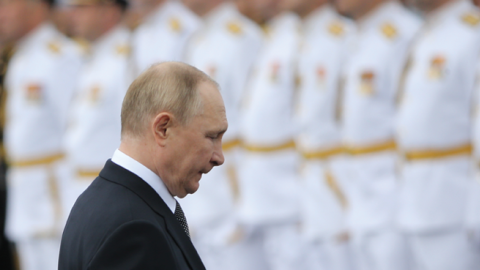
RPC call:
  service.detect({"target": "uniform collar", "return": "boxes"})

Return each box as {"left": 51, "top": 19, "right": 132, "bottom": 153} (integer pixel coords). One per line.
{"left": 203, "top": 2, "right": 236, "bottom": 26}
{"left": 268, "top": 12, "right": 301, "bottom": 34}
{"left": 303, "top": 4, "right": 336, "bottom": 33}
{"left": 15, "top": 22, "right": 54, "bottom": 52}
{"left": 426, "top": 0, "right": 469, "bottom": 24}
{"left": 357, "top": 1, "right": 399, "bottom": 31}
{"left": 144, "top": 0, "right": 177, "bottom": 25}
{"left": 91, "top": 25, "right": 129, "bottom": 57}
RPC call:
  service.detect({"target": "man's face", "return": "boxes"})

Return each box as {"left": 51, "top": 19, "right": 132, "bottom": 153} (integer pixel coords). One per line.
{"left": 161, "top": 82, "right": 228, "bottom": 198}
{"left": 0, "top": 0, "right": 34, "bottom": 43}
{"left": 71, "top": 5, "right": 106, "bottom": 41}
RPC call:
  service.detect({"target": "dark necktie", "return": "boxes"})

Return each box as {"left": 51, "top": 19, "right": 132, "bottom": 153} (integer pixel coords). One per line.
{"left": 174, "top": 200, "right": 190, "bottom": 238}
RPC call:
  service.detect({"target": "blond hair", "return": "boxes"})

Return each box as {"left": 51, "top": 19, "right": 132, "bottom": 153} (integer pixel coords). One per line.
{"left": 121, "top": 62, "right": 216, "bottom": 138}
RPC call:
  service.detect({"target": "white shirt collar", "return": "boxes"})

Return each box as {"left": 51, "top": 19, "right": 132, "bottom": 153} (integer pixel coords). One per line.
{"left": 111, "top": 149, "right": 176, "bottom": 213}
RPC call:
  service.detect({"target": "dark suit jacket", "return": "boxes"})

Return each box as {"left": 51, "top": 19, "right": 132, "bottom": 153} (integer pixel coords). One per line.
{"left": 59, "top": 160, "right": 205, "bottom": 270}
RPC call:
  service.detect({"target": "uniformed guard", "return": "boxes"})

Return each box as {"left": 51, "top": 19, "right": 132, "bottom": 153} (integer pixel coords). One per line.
{"left": 130, "top": 0, "right": 201, "bottom": 75}
{"left": 64, "top": 0, "right": 131, "bottom": 215}
{"left": 294, "top": 0, "right": 354, "bottom": 269}
{"left": 396, "top": 0, "right": 480, "bottom": 269}
{"left": 333, "top": 0, "right": 421, "bottom": 269}
{"left": 0, "top": 43, "right": 14, "bottom": 270}
{"left": 0, "top": 0, "right": 82, "bottom": 269}
{"left": 180, "top": 0, "right": 264, "bottom": 269}
{"left": 237, "top": 1, "right": 304, "bottom": 269}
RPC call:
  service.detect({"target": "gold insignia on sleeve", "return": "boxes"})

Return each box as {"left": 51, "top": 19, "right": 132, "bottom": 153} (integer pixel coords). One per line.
{"left": 47, "top": 42, "right": 61, "bottom": 54}
{"left": 169, "top": 17, "right": 182, "bottom": 32}
{"left": 270, "top": 62, "right": 281, "bottom": 82}
{"left": 295, "top": 75, "right": 302, "bottom": 88}
{"left": 428, "top": 55, "right": 446, "bottom": 80}
{"left": 461, "top": 13, "right": 480, "bottom": 27}
{"left": 359, "top": 71, "right": 375, "bottom": 95}
{"left": 25, "top": 83, "right": 43, "bottom": 102}
{"left": 328, "top": 22, "right": 344, "bottom": 36}
{"left": 381, "top": 23, "right": 397, "bottom": 39}
{"left": 115, "top": 45, "right": 130, "bottom": 56}
{"left": 227, "top": 22, "right": 243, "bottom": 35}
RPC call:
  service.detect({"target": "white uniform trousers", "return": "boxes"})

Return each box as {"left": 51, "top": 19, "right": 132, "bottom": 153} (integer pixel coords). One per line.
{"left": 303, "top": 239, "right": 354, "bottom": 270}
{"left": 406, "top": 230, "right": 480, "bottom": 270}
{"left": 351, "top": 229, "right": 410, "bottom": 270}
{"left": 344, "top": 151, "right": 408, "bottom": 270}
{"left": 191, "top": 217, "right": 270, "bottom": 270}
{"left": 299, "top": 156, "right": 353, "bottom": 270}
{"left": 5, "top": 158, "right": 70, "bottom": 270}
{"left": 399, "top": 156, "right": 480, "bottom": 270}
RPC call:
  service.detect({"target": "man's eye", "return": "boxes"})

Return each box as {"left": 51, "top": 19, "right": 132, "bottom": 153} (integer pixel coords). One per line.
{"left": 208, "top": 135, "right": 218, "bottom": 139}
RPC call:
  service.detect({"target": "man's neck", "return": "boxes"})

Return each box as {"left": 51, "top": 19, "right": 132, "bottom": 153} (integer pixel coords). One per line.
{"left": 423, "top": 0, "right": 457, "bottom": 15}
{"left": 354, "top": 0, "right": 385, "bottom": 22}
{"left": 298, "top": 2, "right": 326, "bottom": 19}
{"left": 197, "top": 1, "right": 224, "bottom": 17}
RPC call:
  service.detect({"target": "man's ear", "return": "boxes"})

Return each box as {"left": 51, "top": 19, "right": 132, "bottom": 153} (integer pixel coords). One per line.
{"left": 152, "top": 112, "right": 174, "bottom": 146}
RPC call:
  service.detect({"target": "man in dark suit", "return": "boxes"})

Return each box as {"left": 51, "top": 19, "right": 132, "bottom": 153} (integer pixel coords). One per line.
{"left": 59, "top": 62, "right": 228, "bottom": 270}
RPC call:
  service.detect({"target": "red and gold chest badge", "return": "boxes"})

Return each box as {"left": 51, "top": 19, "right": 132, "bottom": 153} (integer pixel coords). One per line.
{"left": 316, "top": 67, "right": 327, "bottom": 88}
{"left": 270, "top": 62, "right": 281, "bottom": 82}
{"left": 359, "top": 71, "right": 375, "bottom": 95}
{"left": 88, "top": 85, "right": 101, "bottom": 104}
{"left": 428, "top": 55, "right": 446, "bottom": 80}
{"left": 206, "top": 65, "right": 217, "bottom": 79}
{"left": 25, "top": 83, "right": 43, "bottom": 103}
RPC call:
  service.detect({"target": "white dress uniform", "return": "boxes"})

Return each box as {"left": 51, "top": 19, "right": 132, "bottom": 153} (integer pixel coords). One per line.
{"left": 295, "top": 5, "right": 354, "bottom": 270}
{"left": 238, "top": 12, "right": 304, "bottom": 270}
{"left": 396, "top": 0, "right": 480, "bottom": 269}
{"left": 64, "top": 26, "right": 132, "bottom": 211}
{"left": 4, "top": 23, "right": 82, "bottom": 270}
{"left": 470, "top": 61, "right": 480, "bottom": 247}
{"left": 181, "top": 3, "right": 264, "bottom": 270}
{"left": 131, "top": 0, "right": 200, "bottom": 74}
{"left": 340, "top": 2, "right": 421, "bottom": 270}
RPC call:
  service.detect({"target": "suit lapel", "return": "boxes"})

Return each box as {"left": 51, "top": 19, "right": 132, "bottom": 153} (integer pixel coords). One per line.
{"left": 99, "top": 160, "right": 205, "bottom": 270}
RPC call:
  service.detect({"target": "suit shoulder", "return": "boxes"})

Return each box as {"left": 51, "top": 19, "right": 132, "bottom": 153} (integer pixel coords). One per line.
{"left": 86, "top": 220, "right": 176, "bottom": 270}
{"left": 61, "top": 178, "right": 166, "bottom": 269}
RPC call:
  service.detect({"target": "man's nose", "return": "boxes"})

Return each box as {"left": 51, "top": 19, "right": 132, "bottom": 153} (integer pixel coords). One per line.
{"left": 211, "top": 144, "right": 225, "bottom": 167}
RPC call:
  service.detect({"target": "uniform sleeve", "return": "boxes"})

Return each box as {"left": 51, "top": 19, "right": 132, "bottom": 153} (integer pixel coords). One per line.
{"left": 88, "top": 220, "right": 178, "bottom": 270}
{"left": 231, "top": 34, "right": 262, "bottom": 107}
{"left": 47, "top": 48, "right": 82, "bottom": 131}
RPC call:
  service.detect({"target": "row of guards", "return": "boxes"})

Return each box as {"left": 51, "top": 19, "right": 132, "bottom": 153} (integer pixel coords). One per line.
{"left": 2, "top": 0, "right": 480, "bottom": 269}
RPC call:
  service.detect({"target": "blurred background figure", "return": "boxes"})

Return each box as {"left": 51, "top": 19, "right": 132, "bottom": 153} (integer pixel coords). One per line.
{"left": 396, "top": 0, "right": 480, "bottom": 269}
{"left": 52, "top": 0, "right": 75, "bottom": 37}
{"left": 180, "top": 0, "right": 265, "bottom": 269}
{"left": 293, "top": 0, "right": 354, "bottom": 269}
{"left": 333, "top": 0, "right": 421, "bottom": 270}
{"left": 237, "top": 0, "right": 305, "bottom": 269}
{"left": 64, "top": 0, "right": 131, "bottom": 216}
{"left": 129, "top": 0, "right": 200, "bottom": 75}
{"left": 0, "top": 16, "right": 15, "bottom": 270}
{"left": 0, "top": 0, "right": 82, "bottom": 269}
